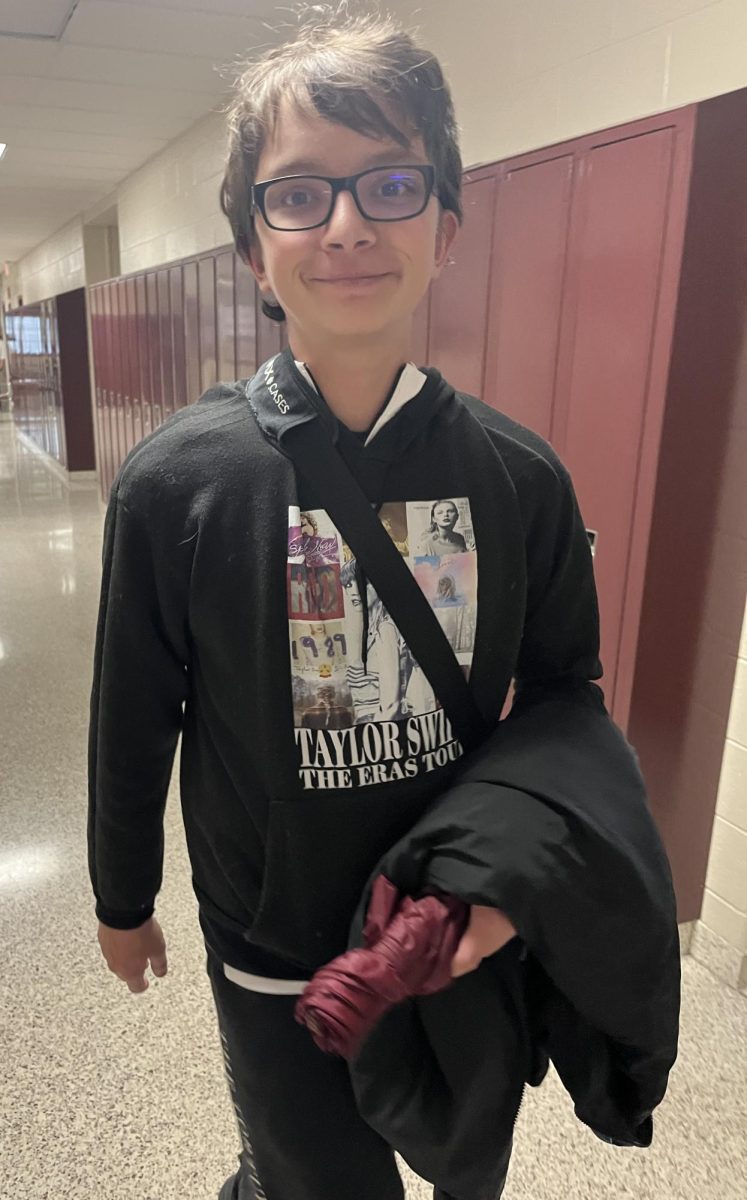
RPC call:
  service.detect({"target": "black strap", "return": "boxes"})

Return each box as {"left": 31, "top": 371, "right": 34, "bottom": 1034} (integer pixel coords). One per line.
{"left": 284, "top": 419, "right": 490, "bottom": 753}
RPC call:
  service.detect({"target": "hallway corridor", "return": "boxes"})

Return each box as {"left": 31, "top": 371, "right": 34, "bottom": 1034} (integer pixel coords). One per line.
{"left": 1, "top": 419, "right": 745, "bottom": 1199}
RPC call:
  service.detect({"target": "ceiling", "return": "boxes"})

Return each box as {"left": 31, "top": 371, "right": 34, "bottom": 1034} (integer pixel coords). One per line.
{"left": 0, "top": 0, "right": 296, "bottom": 267}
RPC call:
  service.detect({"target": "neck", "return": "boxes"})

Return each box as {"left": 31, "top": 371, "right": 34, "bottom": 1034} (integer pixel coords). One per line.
{"left": 289, "top": 325, "right": 412, "bottom": 433}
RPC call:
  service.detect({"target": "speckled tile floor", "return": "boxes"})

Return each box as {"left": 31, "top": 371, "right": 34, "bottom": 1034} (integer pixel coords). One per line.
{"left": 1, "top": 420, "right": 746, "bottom": 1200}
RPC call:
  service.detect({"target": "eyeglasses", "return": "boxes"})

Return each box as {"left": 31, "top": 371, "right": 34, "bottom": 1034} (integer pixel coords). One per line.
{"left": 251, "top": 164, "right": 436, "bottom": 231}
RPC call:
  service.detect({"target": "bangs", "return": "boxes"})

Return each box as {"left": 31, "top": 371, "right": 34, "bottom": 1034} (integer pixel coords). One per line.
{"left": 255, "top": 63, "right": 422, "bottom": 155}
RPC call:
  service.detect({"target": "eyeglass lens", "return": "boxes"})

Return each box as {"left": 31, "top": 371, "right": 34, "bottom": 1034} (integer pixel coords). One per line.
{"left": 262, "top": 168, "right": 429, "bottom": 229}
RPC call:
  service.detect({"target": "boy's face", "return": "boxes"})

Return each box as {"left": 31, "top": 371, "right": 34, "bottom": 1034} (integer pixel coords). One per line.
{"left": 247, "top": 98, "right": 458, "bottom": 350}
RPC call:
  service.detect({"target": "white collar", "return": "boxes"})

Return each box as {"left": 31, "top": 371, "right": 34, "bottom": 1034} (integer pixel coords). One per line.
{"left": 294, "top": 360, "right": 427, "bottom": 447}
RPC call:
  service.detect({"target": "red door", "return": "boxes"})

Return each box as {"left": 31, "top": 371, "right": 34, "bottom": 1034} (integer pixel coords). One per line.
{"left": 552, "top": 128, "right": 677, "bottom": 710}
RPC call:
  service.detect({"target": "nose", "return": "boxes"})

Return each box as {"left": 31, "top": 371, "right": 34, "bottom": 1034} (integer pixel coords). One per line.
{"left": 320, "top": 188, "right": 376, "bottom": 252}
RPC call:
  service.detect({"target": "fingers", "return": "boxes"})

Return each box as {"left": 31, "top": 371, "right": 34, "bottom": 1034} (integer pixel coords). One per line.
{"left": 451, "top": 933, "right": 482, "bottom": 978}
{"left": 125, "top": 973, "right": 149, "bottom": 995}
{"left": 97, "top": 918, "right": 168, "bottom": 993}
{"left": 150, "top": 951, "right": 168, "bottom": 978}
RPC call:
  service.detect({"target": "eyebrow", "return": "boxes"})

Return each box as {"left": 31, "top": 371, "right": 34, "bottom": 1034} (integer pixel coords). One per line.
{"left": 259, "top": 146, "right": 422, "bottom": 180}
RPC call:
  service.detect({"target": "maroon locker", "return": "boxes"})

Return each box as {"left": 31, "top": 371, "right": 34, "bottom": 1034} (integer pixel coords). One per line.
{"left": 234, "top": 257, "right": 257, "bottom": 380}
{"left": 183, "top": 260, "right": 201, "bottom": 401}
{"left": 170, "top": 266, "right": 187, "bottom": 409}
{"left": 145, "top": 272, "right": 161, "bottom": 429}
{"left": 427, "top": 175, "right": 498, "bottom": 397}
{"left": 484, "top": 153, "right": 574, "bottom": 440}
{"left": 100, "top": 284, "right": 115, "bottom": 493}
{"left": 157, "top": 268, "right": 174, "bottom": 420}
{"left": 126, "top": 276, "right": 143, "bottom": 448}
{"left": 410, "top": 288, "right": 430, "bottom": 367}
{"left": 118, "top": 278, "right": 135, "bottom": 457}
{"left": 552, "top": 129, "right": 678, "bottom": 709}
{"left": 216, "top": 250, "right": 237, "bottom": 380}
{"left": 198, "top": 255, "right": 217, "bottom": 393}
{"left": 89, "top": 245, "right": 281, "bottom": 490}
{"left": 135, "top": 274, "right": 152, "bottom": 442}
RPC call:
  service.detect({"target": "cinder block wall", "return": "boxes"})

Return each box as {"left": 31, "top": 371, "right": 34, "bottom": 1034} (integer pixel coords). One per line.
{"left": 693, "top": 602, "right": 747, "bottom": 990}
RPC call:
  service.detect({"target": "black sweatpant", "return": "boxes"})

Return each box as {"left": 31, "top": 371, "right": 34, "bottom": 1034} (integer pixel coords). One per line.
{"left": 207, "top": 952, "right": 509, "bottom": 1200}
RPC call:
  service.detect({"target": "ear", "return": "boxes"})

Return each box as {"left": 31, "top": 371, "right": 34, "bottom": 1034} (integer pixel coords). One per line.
{"left": 246, "top": 236, "right": 270, "bottom": 292}
{"left": 433, "top": 210, "right": 459, "bottom": 278}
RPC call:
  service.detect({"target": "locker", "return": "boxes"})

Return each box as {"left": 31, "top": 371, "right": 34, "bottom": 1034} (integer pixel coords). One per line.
{"left": 428, "top": 174, "right": 498, "bottom": 397}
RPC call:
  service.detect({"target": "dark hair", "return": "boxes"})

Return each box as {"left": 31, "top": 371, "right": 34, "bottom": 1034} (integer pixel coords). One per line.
{"left": 220, "top": 2, "right": 463, "bottom": 322}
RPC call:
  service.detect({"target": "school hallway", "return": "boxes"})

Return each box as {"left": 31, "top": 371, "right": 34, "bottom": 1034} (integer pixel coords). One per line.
{"left": 1, "top": 416, "right": 745, "bottom": 1200}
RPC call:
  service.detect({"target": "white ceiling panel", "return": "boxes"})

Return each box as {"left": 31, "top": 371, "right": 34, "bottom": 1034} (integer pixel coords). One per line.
{"left": 0, "top": 126, "right": 167, "bottom": 160}
{"left": 0, "top": 37, "right": 60, "bottom": 74}
{"left": 0, "top": 0, "right": 292, "bottom": 267}
{"left": 102, "top": 0, "right": 288, "bottom": 14}
{"left": 0, "top": 0, "right": 76, "bottom": 38}
{"left": 65, "top": 1, "right": 271, "bottom": 59}
{"left": 3, "top": 145, "right": 150, "bottom": 174}
{"left": 52, "top": 42, "right": 225, "bottom": 92}
{"left": 0, "top": 75, "right": 216, "bottom": 118}
{"left": 0, "top": 101, "right": 200, "bottom": 141}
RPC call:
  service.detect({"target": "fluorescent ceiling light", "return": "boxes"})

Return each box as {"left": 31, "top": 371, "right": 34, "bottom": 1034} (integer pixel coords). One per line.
{"left": 0, "top": 145, "right": 6, "bottom": 160}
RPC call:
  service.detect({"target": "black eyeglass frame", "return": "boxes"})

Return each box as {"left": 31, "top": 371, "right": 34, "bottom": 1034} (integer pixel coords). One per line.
{"left": 251, "top": 164, "right": 437, "bottom": 231}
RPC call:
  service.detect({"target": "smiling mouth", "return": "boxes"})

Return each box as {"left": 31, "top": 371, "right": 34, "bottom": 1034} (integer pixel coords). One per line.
{"left": 312, "top": 273, "right": 392, "bottom": 284}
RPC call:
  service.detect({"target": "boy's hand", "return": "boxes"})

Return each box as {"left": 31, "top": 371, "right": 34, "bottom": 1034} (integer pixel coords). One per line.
{"left": 451, "top": 905, "right": 517, "bottom": 978}
{"left": 97, "top": 916, "right": 168, "bottom": 994}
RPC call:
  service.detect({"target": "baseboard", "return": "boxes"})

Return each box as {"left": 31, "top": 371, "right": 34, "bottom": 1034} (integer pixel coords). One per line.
{"left": 16, "top": 431, "right": 98, "bottom": 489}
{"left": 690, "top": 920, "right": 747, "bottom": 992}
{"left": 678, "top": 921, "right": 696, "bottom": 955}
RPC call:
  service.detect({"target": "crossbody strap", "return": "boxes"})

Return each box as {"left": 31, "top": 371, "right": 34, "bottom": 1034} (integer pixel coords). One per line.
{"left": 283, "top": 419, "right": 490, "bottom": 753}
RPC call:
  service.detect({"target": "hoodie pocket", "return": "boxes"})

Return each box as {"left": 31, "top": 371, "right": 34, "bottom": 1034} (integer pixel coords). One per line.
{"left": 248, "top": 789, "right": 436, "bottom": 970}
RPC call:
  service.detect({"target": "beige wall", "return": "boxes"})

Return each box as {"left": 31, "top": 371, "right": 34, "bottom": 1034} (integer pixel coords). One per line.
{"left": 116, "top": 112, "right": 227, "bottom": 276}
{"left": 9, "top": 217, "right": 85, "bottom": 307}
{"left": 401, "top": 0, "right": 747, "bottom": 167}
{"left": 693, "top": 601, "right": 747, "bottom": 990}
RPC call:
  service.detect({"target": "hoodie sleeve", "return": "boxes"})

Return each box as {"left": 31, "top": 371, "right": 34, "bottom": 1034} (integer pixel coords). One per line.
{"left": 513, "top": 454, "right": 604, "bottom": 702}
{"left": 88, "top": 475, "right": 191, "bottom": 929}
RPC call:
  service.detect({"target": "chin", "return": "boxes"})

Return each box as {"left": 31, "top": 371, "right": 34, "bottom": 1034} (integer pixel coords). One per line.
{"left": 316, "top": 304, "right": 413, "bottom": 340}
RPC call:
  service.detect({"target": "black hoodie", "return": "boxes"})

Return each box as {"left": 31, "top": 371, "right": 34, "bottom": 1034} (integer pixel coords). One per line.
{"left": 88, "top": 348, "right": 602, "bottom": 976}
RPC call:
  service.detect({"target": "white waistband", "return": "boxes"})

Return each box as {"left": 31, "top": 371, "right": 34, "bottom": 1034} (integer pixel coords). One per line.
{"left": 223, "top": 961, "right": 309, "bottom": 995}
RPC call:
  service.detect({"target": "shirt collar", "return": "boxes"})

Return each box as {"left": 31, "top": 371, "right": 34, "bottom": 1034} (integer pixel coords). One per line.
{"left": 294, "top": 360, "right": 428, "bottom": 447}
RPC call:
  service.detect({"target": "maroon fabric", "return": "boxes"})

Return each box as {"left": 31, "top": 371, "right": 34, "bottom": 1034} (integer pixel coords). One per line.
{"left": 295, "top": 875, "right": 470, "bottom": 1059}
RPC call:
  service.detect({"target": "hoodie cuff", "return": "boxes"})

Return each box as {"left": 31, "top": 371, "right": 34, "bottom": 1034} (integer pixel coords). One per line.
{"left": 95, "top": 901, "right": 155, "bottom": 930}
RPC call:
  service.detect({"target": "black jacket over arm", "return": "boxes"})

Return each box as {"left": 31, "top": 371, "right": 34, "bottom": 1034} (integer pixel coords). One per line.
{"left": 347, "top": 402, "right": 680, "bottom": 1198}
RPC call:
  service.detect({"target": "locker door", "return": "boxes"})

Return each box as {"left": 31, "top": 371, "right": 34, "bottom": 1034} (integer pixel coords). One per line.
{"left": 126, "top": 276, "right": 143, "bottom": 448}
{"left": 146, "top": 272, "right": 162, "bottom": 429}
{"left": 427, "top": 175, "right": 498, "bottom": 397}
{"left": 101, "top": 284, "right": 116, "bottom": 494}
{"left": 553, "top": 128, "right": 677, "bottom": 709}
{"left": 170, "top": 265, "right": 187, "bottom": 409}
{"left": 411, "top": 290, "right": 430, "bottom": 367}
{"left": 234, "top": 255, "right": 257, "bottom": 380}
{"left": 198, "top": 255, "right": 217, "bottom": 391}
{"left": 116, "top": 278, "right": 134, "bottom": 456}
{"left": 183, "top": 260, "right": 201, "bottom": 402}
{"left": 135, "top": 274, "right": 153, "bottom": 441}
{"left": 216, "top": 250, "right": 236, "bottom": 380}
{"left": 256, "top": 276, "right": 283, "bottom": 364}
{"left": 158, "top": 268, "right": 174, "bottom": 420}
{"left": 484, "top": 154, "right": 574, "bottom": 437}
{"left": 89, "top": 287, "right": 105, "bottom": 493}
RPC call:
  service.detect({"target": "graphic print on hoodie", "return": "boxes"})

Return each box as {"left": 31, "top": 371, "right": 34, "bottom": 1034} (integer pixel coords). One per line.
{"left": 286, "top": 498, "right": 478, "bottom": 791}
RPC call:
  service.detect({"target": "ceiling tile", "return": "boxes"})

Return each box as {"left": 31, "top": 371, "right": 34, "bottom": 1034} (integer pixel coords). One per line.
{"left": 0, "top": 0, "right": 75, "bottom": 38}
{"left": 0, "top": 100, "right": 199, "bottom": 140}
{"left": 65, "top": 0, "right": 271, "bottom": 59}
{"left": 51, "top": 42, "right": 224, "bottom": 92}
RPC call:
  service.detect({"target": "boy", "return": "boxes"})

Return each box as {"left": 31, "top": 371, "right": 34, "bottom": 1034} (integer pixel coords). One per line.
{"left": 89, "top": 6, "right": 602, "bottom": 1199}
